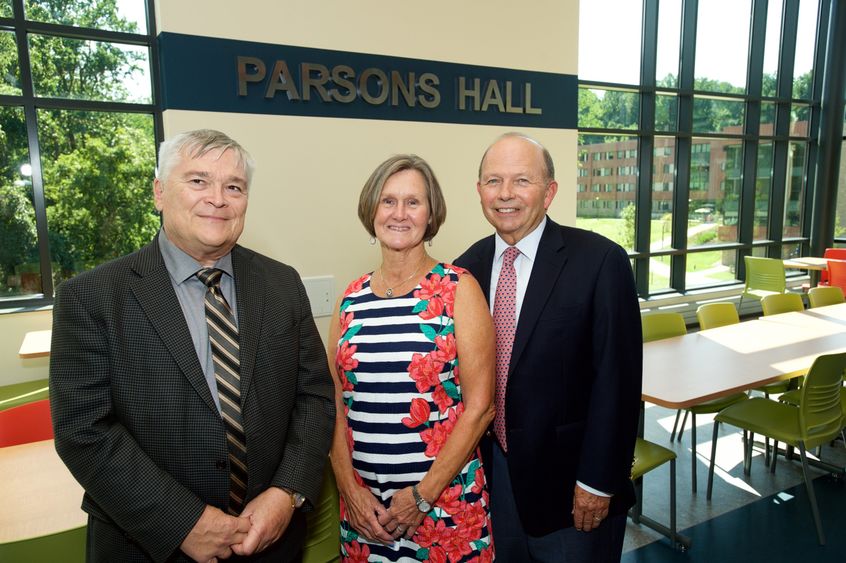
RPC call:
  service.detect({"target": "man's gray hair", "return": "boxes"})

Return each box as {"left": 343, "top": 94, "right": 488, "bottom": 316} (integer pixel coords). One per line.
{"left": 477, "top": 132, "right": 555, "bottom": 181}
{"left": 156, "top": 129, "right": 256, "bottom": 186}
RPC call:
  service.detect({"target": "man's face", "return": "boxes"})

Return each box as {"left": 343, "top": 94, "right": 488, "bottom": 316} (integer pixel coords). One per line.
{"left": 153, "top": 148, "right": 249, "bottom": 265}
{"left": 477, "top": 136, "right": 558, "bottom": 245}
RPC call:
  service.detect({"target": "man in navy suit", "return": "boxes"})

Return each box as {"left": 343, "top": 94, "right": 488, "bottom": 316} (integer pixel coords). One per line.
{"left": 454, "top": 133, "right": 642, "bottom": 562}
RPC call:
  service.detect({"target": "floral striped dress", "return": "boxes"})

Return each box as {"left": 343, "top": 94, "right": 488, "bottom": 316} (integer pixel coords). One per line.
{"left": 336, "top": 263, "right": 494, "bottom": 563}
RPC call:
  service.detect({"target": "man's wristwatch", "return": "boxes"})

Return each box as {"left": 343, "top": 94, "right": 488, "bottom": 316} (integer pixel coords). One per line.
{"left": 281, "top": 487, "right": 306, "bottom": 509}
{"left": 411, "top": 484, "right": 431, "bottom": 513}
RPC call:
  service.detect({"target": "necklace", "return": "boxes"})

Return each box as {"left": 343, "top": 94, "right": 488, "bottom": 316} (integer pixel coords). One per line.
{"left": 379, "top": 258, "right": 427, "bottom": 297}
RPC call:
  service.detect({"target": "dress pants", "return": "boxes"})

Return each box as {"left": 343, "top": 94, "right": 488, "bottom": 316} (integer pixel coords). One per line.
{"left": 490, "top": 443, "right": 626, "bottom": 563}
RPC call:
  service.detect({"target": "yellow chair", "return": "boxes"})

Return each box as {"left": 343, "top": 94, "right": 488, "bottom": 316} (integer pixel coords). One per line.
{"left": 629, "top": 438, "right": 678, "bottom": 548}
{"left": 0, "top": 525, "right": 85, "bottom": 562}
{"left": 760, "top": 293, "right": 804, "bottom": 316}
{"left": 0, "top": 379, "right": 49, "bottom": 412}
{"left": 696, "top": 302, "right": 739, "bottom": 330}
{"left": 642, "top": 312, "right": 688, "bottom": 442}
{"left": 302, "top": 463, "right": 341, "bottom": 563}
{"left": 808, "top": 286, "right": 845, "bottom": 308}
{"left": 739, "top": 256, "right": 786, "bottom": 310}
{"left": 706, "top": 352, "right": 846, "bottom": 545}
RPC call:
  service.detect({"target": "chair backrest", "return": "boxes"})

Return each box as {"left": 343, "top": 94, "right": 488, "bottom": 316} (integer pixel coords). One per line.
{"left": 642, "top": 312, "right": 687, "bottom": 343}
{"left": 0, "top": 398, "right": 53, "bottom": 447}
{"left": 744, "top": 256, "right": 786, "bottom": 295}
{"left": 799, "top": 352, "right": 846, "bottom": 446}
{"left": 761, "top": 293, "right": 805, "bottom": 316}
{"left": 808, "top": 286, "right": 845, "bottom": 308}
{"left": 820, "top": 248, "right": 846, "bottom": 285}
{"left": 827, "top": 260, "right": 846, "bottom": 294}
{"left": 696, "top": 302, "right": 739, "bottom": 330}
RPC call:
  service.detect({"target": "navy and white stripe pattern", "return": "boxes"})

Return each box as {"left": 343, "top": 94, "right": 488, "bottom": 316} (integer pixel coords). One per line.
{"left": 337, "top": 264, "right": 494, "bottom": 562}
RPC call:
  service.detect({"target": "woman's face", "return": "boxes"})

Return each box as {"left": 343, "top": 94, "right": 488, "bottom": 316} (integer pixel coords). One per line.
{"left": 373, "top": 169, "right": 431, "bottom": 252}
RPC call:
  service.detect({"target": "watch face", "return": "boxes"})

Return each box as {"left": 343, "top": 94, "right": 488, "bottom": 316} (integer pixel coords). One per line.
{"left": 418, "top": 499, "right": 431, "bottom": 513}
{"left": 293, "top": 493, "right": 306, "bottom": 508}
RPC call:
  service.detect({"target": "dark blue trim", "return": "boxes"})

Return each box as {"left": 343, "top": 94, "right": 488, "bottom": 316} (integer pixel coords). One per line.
{"left": 158, "top": 32, "right": 576, "bottom": 129}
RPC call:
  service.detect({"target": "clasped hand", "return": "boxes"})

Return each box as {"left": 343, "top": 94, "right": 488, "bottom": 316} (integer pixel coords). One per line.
{"left": 344, "top": 485, "right": 426, "bottom": 544}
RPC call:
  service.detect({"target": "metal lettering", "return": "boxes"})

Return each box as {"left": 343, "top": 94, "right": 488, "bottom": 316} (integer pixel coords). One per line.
{"left": 359, "top": 68, "right": 389, "bottom": 105}
{"left": 481, "top": 80, "right": 505, "bottom": 112}
{"left": 330, "top": 65, "right": 356, "bottom": 103}
{"left": 418, "top": 73, "right": 440, "bottom": 109}
{"left": 525, "top": 83, "right": 542, "bottom": 115}
{"left": 301, "top": 63, "right": 331, "bottom": 102}
{"left": 265, "top": 60, "right": 300, "bottom": 100}
{"left": 505, "top": 81, "right": 523, "bottom": 114}
{"left": 237, "top": 56, "right": 265, "bottom": 97}
{"left": 458, "top": 77, "right": 481, "bottom": 111}
{"left": 391, "top": 71, "right": 416, "bottom": 107}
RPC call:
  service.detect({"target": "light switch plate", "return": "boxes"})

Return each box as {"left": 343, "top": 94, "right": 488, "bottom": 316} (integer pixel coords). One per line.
{"left": 302, "top": 276, "right": 334, "bottom": 318}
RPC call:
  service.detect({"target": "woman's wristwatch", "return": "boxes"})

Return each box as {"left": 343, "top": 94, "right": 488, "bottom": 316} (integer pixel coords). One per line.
{"left": 411, "top": 484, "right": 431, "bottom": 513}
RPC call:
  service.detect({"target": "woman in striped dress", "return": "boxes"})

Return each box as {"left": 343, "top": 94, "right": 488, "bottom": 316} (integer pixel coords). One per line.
{"left": 327, "top": 155, "right": 496, "bottom": 562}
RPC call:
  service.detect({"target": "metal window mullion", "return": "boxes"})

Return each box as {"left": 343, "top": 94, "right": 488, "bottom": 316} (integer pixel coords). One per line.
{"left": 146, "top": 0, "right": 164, "bottom": 151}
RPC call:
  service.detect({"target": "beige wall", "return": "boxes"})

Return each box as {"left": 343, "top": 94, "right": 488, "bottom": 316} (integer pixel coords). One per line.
{"left": 2, "top": 0, "right": 579, "bottom": 385}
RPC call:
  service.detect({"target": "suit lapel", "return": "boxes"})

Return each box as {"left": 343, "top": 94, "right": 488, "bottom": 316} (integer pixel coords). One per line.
{"left": 464, "top": 237, "right": 496, "bottom": 306}
{"left": 232, "top": 246, "right": 263, "bottom": 406}
{"left": 129, "top": 239, "right": 218, "bottom": 414}
{"left": 509, "top": 219, "right": 568, "bottom": 373}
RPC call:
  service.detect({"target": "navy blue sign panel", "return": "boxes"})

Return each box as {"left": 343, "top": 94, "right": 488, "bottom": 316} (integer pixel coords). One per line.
{"left": 158, "top": 32, "right": 577, "bottom": 129}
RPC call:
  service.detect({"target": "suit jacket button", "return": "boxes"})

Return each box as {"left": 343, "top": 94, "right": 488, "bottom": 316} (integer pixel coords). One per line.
{"left": 215, "top": 460, "right": 226, "bottom": 470}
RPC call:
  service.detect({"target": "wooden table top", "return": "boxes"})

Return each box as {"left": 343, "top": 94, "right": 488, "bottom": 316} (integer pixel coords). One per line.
{"left": 0, "top": 439, "right": 86, "bottom": 543}
{"left": 18, "top": 330, "right": 52, "bottom": 359}
{"left": 642, "top": 303, "right": 846, "bottom": 408}
{"left": 783, "top": 256, "right": 846, "bottom": 270}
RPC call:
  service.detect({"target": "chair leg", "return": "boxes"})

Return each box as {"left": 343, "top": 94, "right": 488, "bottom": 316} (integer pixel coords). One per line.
{"left": 744, "top": 432, "right": 754, "bottom": 475}
{"left": 669, "top": 458, "right": 677, "bottom": 548}
{"left": 631, "top": 476, "right": 643, "bottom": 524}
{"left": 707, "top": 421, "right": 719, "bottom": 500}
{"left": 691, "top": 413, "right": 698, "bottom": 493}
{"left": 677, "top": 411, "right": 689, "bottom": 442}
{"left": 670, "top": 410, "right": 682, "bottom": 442}
{"left": 770, "top": 440, "right": 778, "bottom": 474}
{"left": 798, "top": 442, "right": 825, "bottom": 545}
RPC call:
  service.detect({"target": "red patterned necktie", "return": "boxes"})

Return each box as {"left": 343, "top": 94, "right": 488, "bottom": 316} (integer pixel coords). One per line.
{"left": 492, "top": 246, "right": 520, "bottom": 452}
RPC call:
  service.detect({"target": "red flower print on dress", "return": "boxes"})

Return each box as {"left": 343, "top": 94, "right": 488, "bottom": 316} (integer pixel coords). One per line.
{"left": 345, "top": 274, "right": 369, "bottom": 296}
{"left": 471, "top": 465, "right": 485, "bottom": 494}
{"left": 415, "top": 274, "right": 452, "bottom": 301}
{"left": 435, "top": 483, "right": 463, "bottom": 515}
{"left": 409, "top": 353, "right": 444, "bottom": 393}
{"left": 402, "top": 398, "right": 432, "bottom": 428}
{"left": 441, "top": 280, "right": 457, "bottom": 317}
{"left": 342, "top": 540, "right": 370, "bottom": 563}
{"left": 468, "top": 546, "right": 494, "bottom": 563}
{"left": 420, "top": 407, "right": 459, "bottom": 457}
{"left": 432, "top": 333, "right": 457, "bottom": 363}
{"left": 453, "top": 501, "right": 487, "bottom": 539}
{"left": 415, "top": 516, "right": 448, "bottom": 548}
{"left": 427, "top": 545, "right": 448, "bottom": 563}
{"left": 339, "top": 310, "right": 355, "bottom": 335}
{"left": 418, "top": 296, "right": 445, "bottom": 320}
{"left": 442, "top": 530, "right": 474, "bottom": 563}
{"left": 336, "top": 341, "right": 359, "bottom": 374}
{"left": 432, "top": 384, "right": 454, "bottom": 413}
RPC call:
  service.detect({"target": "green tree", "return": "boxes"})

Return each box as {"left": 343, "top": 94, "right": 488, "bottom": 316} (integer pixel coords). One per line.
{"left": 619, "top": 204, "right": 636, "bottom": 250}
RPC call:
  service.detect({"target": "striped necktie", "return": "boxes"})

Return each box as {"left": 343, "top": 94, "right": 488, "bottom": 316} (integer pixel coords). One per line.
{"left": 196, "top": 267, "right": 248, "bottom": 515}
{"left": 492, "top": 246, "right": 520, "bottom": 452}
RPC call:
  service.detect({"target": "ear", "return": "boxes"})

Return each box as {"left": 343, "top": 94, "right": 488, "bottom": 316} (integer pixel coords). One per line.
{"left": 543, "top": 180, "right": 558, "bottom": 209}
{"left": 153, "top": 178, "right": 165, "bottom": 212}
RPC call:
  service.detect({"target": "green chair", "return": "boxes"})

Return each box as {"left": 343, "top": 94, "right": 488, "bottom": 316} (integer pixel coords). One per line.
{"left": 642, "top": 312, "right": 688, "bottom": 442}
{"left": 0, "top": 379, "right": 49, "bottom": 411}
{"left": 0, "top": 525, "right": 85, "bottom": 562}
{"left": 696, "top": 302, "right": 739, "bottom": 330}
{"left": 808, "top": 286, "right": 845, "bottom": 308}
{"left": 739, "top": 256, "right": 786, "bottom": 310}
{"left": 760, "top": 292, "right": 805, "bottom": 316}
{"left": 629, "top": 438, "right": 677, "bottom": 548}
{"left": 706, "top": 352, "right": 846, "bottom": 545}
{"left": 663, "top": 303, "right": 749, "bottom": 494}
{"left": 302, "top": 463, "right": 340, "bottom": 563}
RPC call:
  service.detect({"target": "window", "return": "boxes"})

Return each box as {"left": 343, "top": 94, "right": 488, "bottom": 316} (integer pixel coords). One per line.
{"left": 578, "top": 0, "right": 833, "bottom": 298}
{"left": 0, "top": 1, "right": 160, "bottom": 306}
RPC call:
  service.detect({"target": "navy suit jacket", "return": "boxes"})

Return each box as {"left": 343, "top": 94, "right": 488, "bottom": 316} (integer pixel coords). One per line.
{"left": 50, "top": 238, "right": 335, "bottom": 562}
{"left": 455, "top": 218, "right": 642, "bottom": 536}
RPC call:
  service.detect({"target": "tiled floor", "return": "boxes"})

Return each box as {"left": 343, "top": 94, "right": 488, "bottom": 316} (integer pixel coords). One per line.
{"left": 623, "top": 403, "right": 846, "bottom": 560}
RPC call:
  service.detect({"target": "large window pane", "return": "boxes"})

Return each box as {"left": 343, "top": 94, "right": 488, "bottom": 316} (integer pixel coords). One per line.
{"left": 0, "top": 106, "right": 40, "bottom": 298}
{"left": 652, "top": 136, "right": 675, "bottom": 250}
{"left": 656, "top": 0, "right": 682, "bottom": 87}
{"left": 754, "top": 142, "right": 773, "bottom": 241}
{"left": 576, "top": 134, "right": 638, "bottom": 251}
{"left": 790, "top": 103, "right": 810, "bottom": 137}
{"left": 29, "top": 34, "right": 151, "bottom": 103}
{"left": 655, "top": 93, "right": 678, "bottom": 131}
{"left": 578, "top": 87, "right": 638, "bottom": 129}
{"left": 24, "top": 0, "right": 148, "bottom": 34}
{"left": 578, "top": 0, "right": 642, "bottom": 85}
{"left": 760, "top": 102, "right": 775, "bottom": 135}
{"left": 1, "top": 1, "right": 11, "bottom": 17}
{"left": 694, "top": 0, "right": 751, "bottom": 94}
{"left": 836, "top": 141, "right": 846, "bottom": 240}
{"left": 0, "top": 30, "right": 22, "bottom": 95}
{"left": 686, "top": 248, "right": 739, "bottom": 290}
{"left": 649, "top": 255, "right": 671, "bottom": 293}
{"left": 689, "top": 138, "right": 742, "bottom": 247}
{"left": 792, "top": 0, "right": 818, "bottom": 99}
{"left": 692, "top": 96, "right": 745, "bottom": 134}
{"left": 761, "top": 0, "right": 783, "bottom": 97}
{"left": 38, "top": 110, "right": 158, "bottom": 285}
{"left": 784, "top": 142, "right": 806, "bottom": 239}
